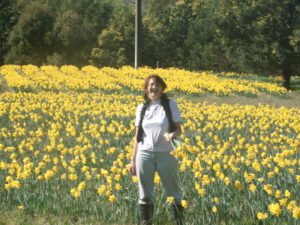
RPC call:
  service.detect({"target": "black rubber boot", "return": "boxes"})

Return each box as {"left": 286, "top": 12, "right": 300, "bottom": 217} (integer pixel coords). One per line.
{"left": 173, "top": 204, "right": 184, "bottom": 225}
{"left": 139, "top": 204, "right": 154, "bottom": 225}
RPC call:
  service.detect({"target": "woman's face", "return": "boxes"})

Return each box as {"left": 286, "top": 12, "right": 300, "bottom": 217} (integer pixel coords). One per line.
{"left": 147, "top": 78, "right": 163, "bottom": 101}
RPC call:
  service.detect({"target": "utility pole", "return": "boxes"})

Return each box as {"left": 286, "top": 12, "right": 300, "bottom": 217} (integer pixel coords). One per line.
{"left": 135, "top": 0, "right": 142, "bottom": 68}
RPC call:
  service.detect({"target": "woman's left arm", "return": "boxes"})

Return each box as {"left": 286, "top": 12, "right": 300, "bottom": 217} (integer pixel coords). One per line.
{"left": 165, "top": 100, "right": 182, "bottom": 142}
{"left": 171, "top": 122, "right": 182, "bottom": 139}
{"left": 165, "top": 122, "right": 182, "bottom": 142}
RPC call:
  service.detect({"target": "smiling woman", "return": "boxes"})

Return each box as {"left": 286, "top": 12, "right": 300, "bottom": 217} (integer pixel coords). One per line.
{"left": 145, "top": 75, "right": 165, "bottom": 102}
{"left": 129, "top": 74, "right": 184, "bottom": 225}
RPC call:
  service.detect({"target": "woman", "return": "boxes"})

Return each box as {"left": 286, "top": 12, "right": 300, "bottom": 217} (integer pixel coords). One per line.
{"left": 129, "top": 75, "right": 184, "bottom": 225}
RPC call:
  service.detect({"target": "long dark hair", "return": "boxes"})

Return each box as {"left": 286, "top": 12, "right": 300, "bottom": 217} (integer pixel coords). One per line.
{"left": 143, "top": 74, "right": 167, "bottom": 102}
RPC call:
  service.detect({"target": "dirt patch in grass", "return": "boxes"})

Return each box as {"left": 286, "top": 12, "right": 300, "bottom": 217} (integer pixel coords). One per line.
{"left": 174, "top": 92, "right": 300, "bottom": 108}
{"left": 0, "top": 75, "right": 14, "bottom": 93}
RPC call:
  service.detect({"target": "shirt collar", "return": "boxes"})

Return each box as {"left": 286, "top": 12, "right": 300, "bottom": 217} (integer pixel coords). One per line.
{"left": 149, "top": 99, "right": 161, "bottom": 105}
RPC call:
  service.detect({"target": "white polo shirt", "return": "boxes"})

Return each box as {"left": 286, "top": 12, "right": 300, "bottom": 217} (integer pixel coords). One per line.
{"left": 135, "top": 99, "right": 182, "bottom": 152}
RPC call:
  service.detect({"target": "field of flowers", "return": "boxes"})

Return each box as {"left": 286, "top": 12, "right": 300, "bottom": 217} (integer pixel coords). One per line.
{"left": 0, "top": 65, "right": 299, "bottom": 224}
{"left": 0, "top": 65, "right": 287, "bottom": 96}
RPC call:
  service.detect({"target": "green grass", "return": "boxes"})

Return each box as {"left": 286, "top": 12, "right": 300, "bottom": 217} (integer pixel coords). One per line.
{"left": 0, "top": 210, "right": 113, "bottom": 225}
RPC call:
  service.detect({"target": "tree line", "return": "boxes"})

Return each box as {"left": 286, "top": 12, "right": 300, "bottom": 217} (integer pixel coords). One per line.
{"left": 1, "top": 0, "right": 299, "bottom": 89}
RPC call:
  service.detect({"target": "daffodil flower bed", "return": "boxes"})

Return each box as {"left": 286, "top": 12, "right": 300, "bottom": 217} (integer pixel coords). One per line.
{"left": 0, "top": 65, "right": 298, "bottom": 224}
{"left": 0, "top": 65, "right": 287, "bottom": 96}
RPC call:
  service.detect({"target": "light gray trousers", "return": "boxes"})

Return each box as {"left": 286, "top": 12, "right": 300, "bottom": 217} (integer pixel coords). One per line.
{"left": 136, "top": 150, "right": 182, "bottom": 205}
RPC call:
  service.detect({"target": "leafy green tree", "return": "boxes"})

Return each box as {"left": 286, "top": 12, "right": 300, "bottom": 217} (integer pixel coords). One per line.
{"left": 143, "top": 0, "right": 175, "bottom": 18}
{"left": 141, "top": 0, "right": 174, "bottom": 68}
{"left": 142, "top": 0, "right": 194, "bottom": 68}
{"left": 184, "top": 0, "right": 231, "bottom": 71}
{"left": 52, "top": 10, "right": 88, "bottom": 65}
{"left": 5, "top": 2, "right": 54, "bottom": 65}
{"left": 164, "top": 0, "right": 195, "bottom": 67}
{"left": 0, "top": 0, "right": 18, "bottom": 65}
{"left": 291, "top": 27, "right": 300, "bottom": 55}
{"left": 4, "top": 0, "right": 113, "bottom": 66}
{"left": 218, "top": 0, "right": 300, "bottom": 89}
{"left": 90, "top": 8, "right": 135, "bottom": 67}
{"left": 51, "top": 0, "right": 113, "bottom": 66}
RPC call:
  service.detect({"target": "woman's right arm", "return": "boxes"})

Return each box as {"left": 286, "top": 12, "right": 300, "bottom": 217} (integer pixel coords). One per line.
{"left": 129, "top": 128, "right": 138, "bottom": 176}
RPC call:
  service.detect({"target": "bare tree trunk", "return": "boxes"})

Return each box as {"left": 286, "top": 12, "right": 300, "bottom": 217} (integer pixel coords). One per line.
{"left": 282, "top": 61, "right": 292, "bottom": 90}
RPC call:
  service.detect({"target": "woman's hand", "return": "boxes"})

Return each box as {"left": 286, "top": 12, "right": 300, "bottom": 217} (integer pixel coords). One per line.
{"left": 164, "top": 122, "right": 182, "bottom": 143}
{"left": 129, "top": 159, "right": 136, "bottom": 176}
{"left": 164, "top": 132, "right": 176, "bottom": 143}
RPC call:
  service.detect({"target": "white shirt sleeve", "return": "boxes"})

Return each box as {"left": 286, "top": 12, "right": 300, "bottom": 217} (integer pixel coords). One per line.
{"left": 169, "top": 100, "right": 182, "bottom": 123}
{"left": 135, "top": 104, "right": 143, "bottom": 127}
